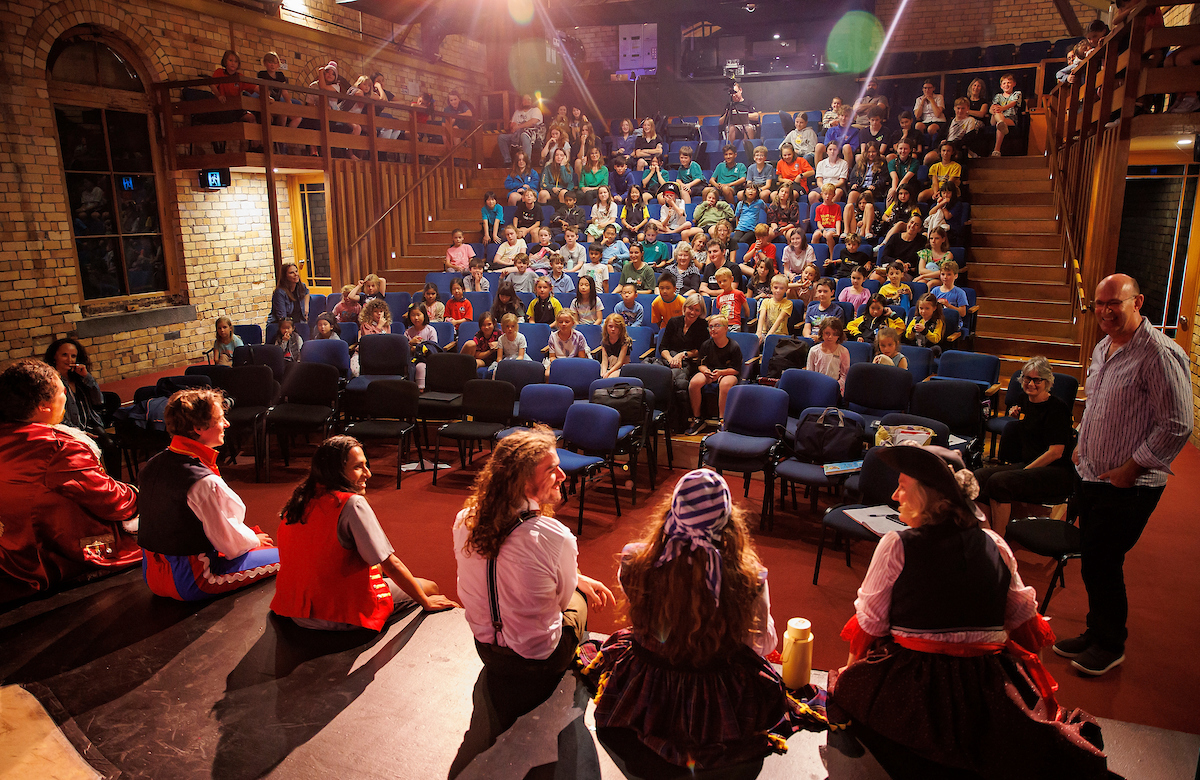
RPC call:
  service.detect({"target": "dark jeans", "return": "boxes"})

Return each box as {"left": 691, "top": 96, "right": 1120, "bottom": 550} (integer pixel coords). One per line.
{"left": 1075, "top": 479, "right": 1165, "bottom": 653}
{"left": 975, "top": 463, "right": 1073, "bottom": 504}
{"left": 474, "top": 590, "right": 587, "bottom": 729}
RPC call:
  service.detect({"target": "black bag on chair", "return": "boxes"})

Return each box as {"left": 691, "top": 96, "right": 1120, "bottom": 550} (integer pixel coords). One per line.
{"left": 793, "top": 407, "right": 865, "bottom": 463}
{"left": 763, "top": 337, "right": 810, "bottom": 380}
{"left": 590, "top": 382, "right": 647, "bottom": 427}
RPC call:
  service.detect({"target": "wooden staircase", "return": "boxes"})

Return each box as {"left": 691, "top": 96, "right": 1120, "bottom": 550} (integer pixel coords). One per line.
{"left": 379, "top": 167, "right": 510, "bottom": 292}
{"left": 966, "top": 156, "right": 1084, "bottom": 385}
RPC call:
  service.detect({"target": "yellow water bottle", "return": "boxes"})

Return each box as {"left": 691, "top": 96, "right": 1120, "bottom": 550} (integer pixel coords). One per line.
{"left": 780, "top": 618, "right": 814, "bottom": 690}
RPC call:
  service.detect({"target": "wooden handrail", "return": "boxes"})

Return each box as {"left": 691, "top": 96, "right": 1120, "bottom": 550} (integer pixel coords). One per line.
{"left": 347, "top": 121, "right": 485, "bottom": 253}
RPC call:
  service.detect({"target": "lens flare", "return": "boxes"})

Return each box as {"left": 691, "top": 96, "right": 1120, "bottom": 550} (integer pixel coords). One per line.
{"left": 508, "top": 0, "right": 534, "bottom": 25}
{"left": 825, "top": 12, "right": 885, "bottom": 74}
{"left": 507, "top": 41, "right": 562, "bottom": 100}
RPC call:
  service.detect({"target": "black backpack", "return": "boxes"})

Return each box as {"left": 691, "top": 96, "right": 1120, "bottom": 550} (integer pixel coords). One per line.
{"left": 590, "top": 382, "right": 648, "bottom": 427}
{"left": 792, "top": 407, "right": 865, "bottom": 464}
{"left": 764, "top": 338, "right": 810, "bottom": 379}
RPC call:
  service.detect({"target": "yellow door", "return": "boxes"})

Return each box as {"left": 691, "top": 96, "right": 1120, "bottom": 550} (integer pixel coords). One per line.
{"left": 288, "top": 173, "right": 333, "bottom": 294}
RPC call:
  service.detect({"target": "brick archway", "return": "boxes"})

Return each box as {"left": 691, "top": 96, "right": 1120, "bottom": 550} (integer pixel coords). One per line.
{"left": 24, "top": 0, "right": 173, "bottom": 82}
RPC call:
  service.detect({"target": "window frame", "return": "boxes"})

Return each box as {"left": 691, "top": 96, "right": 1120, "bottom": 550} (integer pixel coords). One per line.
{"left": 47, "top": 30, "right": 183, "bottom": 310}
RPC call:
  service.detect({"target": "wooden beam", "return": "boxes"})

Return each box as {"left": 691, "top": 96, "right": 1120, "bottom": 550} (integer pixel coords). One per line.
{"left": 1051, "top": 0, "right": 1085, "bottom": 37}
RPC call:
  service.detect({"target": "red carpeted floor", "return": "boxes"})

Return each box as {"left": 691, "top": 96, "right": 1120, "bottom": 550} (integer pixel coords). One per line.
{"left": 213, "top": 432, "right": 1200, "bottom": 737}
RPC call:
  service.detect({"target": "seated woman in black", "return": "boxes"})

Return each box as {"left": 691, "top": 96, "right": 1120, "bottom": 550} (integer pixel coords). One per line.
{"left": 577, "top": 469, "right": 826, "bottom": 770}
{"left": 973, "top": 355, "right": 1076, "bottom": 535}
{"left": 829, "top": 444, "right": 1111, "bottom": 780}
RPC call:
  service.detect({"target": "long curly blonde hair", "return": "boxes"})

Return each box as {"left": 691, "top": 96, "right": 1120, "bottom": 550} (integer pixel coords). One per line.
{"left": 359, "top": 298, "right": 392, "bottom": 329}
{"left": 458, "top": 426, "right": 558, "bottom": 558}
{"left": 619, "top": 495, "right": 768, "bottom": 668}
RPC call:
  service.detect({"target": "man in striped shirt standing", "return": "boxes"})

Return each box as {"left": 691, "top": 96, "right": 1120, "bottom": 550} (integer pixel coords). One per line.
{"left": 1053, "top": 273, "right": 1193, "bottom": 676}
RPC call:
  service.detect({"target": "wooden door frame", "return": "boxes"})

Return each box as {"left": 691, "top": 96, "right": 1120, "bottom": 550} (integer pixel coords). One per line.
{"left": 1174, "top": 177, "right": 1200, "bottom": 353}
{"left": 286, "top": 172, "right": 333, "bottom": 294}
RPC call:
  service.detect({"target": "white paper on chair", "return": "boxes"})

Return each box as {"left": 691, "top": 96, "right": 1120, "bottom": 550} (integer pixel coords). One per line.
{"left": 843, "top": 505, "right": 908, "bottom": 537}
{"left": 948, "top": 434, "right": 969, "bottom": 447}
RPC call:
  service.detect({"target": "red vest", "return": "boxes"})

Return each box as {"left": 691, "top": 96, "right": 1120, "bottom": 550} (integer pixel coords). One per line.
{"left": 270, "top": 491, "right": 394, "bottom": 630}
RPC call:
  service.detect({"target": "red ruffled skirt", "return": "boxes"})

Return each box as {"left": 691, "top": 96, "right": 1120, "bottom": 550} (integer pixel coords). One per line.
{"left": 576, "top": 628, "right": 829, "bottom": 770}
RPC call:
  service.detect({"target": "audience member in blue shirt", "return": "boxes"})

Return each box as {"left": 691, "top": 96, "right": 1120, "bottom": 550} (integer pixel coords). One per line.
{"left": 608, "top": 155, "right": 638, "bottom": 204}
{"left": 612, "top": 283, "right": 645, "bottom": 327}
{"left": 599, "top": 224, "right": 630, "bottom": 271}
{"left": 731, "top": 184, "right": 768, "bottom": 243}
{"left": 709, "top": 144, "right": 748, "bottom": 202}
{"left": 609, "top": 118, "right": 639, "bottom": 158}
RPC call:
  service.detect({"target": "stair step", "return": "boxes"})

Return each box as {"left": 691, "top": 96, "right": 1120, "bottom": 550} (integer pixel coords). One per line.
{"left": 972, "top": 191, "right": 1053, "bottom": 205}
{"left": 970, "top": 204, "right": 1057, "bottom": 219}
{"left": 971, "top": 279, "right": 1072, "bottom": 300}
{"left": 969, "top": 263, "right": 1066, "bottom": 283}
{"left": 972, "top": 232, "right": 1062, "bottom": 250}
{"left": 967, "top": 155, "right": 1049, "bottom": 170}
{"left": 976, "top": 315, "right": 1079, "bottom": 340}
{"left": 968, "top": 178, "right": 1052, "bottom": 193}
{"left": 974, "top": 297, "right": 1074, "bottom": 319}
{"left": 975, "top": 334, "right": 1080, "bottom": 362}
{"left": 968, "top": 166, "right": 1051, "bottom": 182}
{"left": 969, "top": 247, "right": 1063, "bottom": 265}
{"left": 971, "top": 218, "right": 1059, "bottom": 234}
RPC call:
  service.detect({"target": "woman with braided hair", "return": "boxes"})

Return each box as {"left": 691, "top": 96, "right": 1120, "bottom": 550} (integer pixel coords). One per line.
{"left": 453, "top": 426, "right": 614, "bottom": 727}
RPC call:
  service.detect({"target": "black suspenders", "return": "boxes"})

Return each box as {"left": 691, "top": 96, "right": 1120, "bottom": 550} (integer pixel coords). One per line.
{"left": 488, "top": 510, "right": 540, "bottom": 644}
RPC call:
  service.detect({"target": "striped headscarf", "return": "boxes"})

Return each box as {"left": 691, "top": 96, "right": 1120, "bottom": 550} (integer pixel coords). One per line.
{"left": 654, "top": 469, "right": 732, "bottom": 605}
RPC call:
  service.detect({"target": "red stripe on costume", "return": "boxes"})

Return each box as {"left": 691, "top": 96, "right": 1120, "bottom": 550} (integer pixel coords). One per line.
{"left": 142, "top": 551, "right": 184, "bottom": 600}
{"left": 840, "top": 615, "right": 884, "bottom": 659}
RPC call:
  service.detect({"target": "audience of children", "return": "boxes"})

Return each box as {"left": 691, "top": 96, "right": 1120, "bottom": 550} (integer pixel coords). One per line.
{"left": 847, "top": 294, "right": 905, "bottom": 343}
{"left": 598, "top": 313, "right": 631, "bottom": 377}
{"left": 544, "top": 308, "right": 588, "bottom": 373}
{"left": 806, "top": 316, "right": 850, "bottom": 393}
{"left": 571, "top": 275, "right": 605, "bottom": 324}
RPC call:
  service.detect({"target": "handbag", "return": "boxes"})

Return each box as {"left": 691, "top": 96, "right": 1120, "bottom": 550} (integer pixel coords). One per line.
{"left": 590, "top": 382, "right": 647, "bottom": 427}
{"left": 793, "top": 407, "right": 865, "bottom": 464}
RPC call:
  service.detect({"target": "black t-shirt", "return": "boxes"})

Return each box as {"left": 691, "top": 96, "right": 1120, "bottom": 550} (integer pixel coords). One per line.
{"left": 635, "top": 134, "right": 663, "bottom": 157}
{"left": 702, "top": 260, "right": 743, "bottom": 290}
{"left": 724, "top": 99, "right": 757, "bottom": 123}
{"left": 832, "top": 249, "right": 873, "bottom": 278}
{"left": 883, "top": 232, "right": 925, "bottom": 270}
{"left": 515, "top": 205, "right": 540, "bottom": 230}
{"left": 969, "top": 97, "right": 990, "bottom": 117}
{"left": 889, "top": 128, "right": 924, "bottom": 154}
{"left": 256, "top": 70, "right": 288, "bottom": 101}
{"left": 661, "top": 315, "right": 709, "bottom": 358}
{"left": 862, "top": 127, "right": 888, "bottom": 148}
{"left": 1013, "top": 396, "right": 1075, "bottom": 467}
{"left": 447, "top": 98, "right": 475, "bottom": 129}
{"left": 699, "top": 337, "right": 743, "bottom": 371}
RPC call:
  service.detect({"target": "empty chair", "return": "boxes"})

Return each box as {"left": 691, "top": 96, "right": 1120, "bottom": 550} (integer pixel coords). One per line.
{"left": 931, "top": 351, "right": 1000, "bottom": 399}
{"left": 900, "top": 345, "right": 935, "bottom": 382}
{"left": 519, "top": 323, "right": 551, "bottom": 358}
{"left": 217, "top": 364, "right": 278, "bottom": 482}
{"left": 343, "top": 379, "right": 422, "bottom": 488}
{"left": 417, "top": 352, "right": 478, "bottom": 445}
{"left": 549, "top": 357, "right": 601, "bottom": 400}
{"left": 346, "top": 333, "right": 410, "bottom": 396}
{"left": 1016, "top": 40, "right": 1052, "bottom": 64}
{"left": 1005, "top": 497, "right": 1081, "bottom": 614}
{"left": 843, "top": 362, "right": 913, "bottom": 428}
{"left": 264, "top": 362, "right": 340, "bottom": 482}
{"left": 557, "top": 403, "right": 623, "bottom": 534}
{"left": 234, "top": 344, "right": 286, "bottom": 383}
{"left": 494, "top": 358, "right": 546, "bottom": 416}
{"left": 497, "top": 383, "right": 574, "bottom": 440}
{"left": 698, "top": 384, "right": 789, "bottom": 528}
{"left": 982, "top": 43, "right": 1015, "bottom": 66}
{"left": 433, "top": 380, "right": 516, "bottom": 485}
{"left": 234, "top": 324, "right": 263, "bottom": 345}
{"left": 910, "top": 379, "right": 983, "bottom": 465}
{"left": 845, "top": 340, "right": 873, "bottom": 365}
{"left": 813, "top": 447, "right": 900, "bottom": 584}
{"left": 300, "top": 338, "right": 351, "bottom": 377}
{"left": 985, "top": 375, "right": 1024, "bottom": 459}
{"left": 384, "top": 291, "right": 411, "bottom": 318}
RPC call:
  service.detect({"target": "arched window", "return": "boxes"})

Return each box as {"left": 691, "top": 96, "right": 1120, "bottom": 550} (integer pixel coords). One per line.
{"left": 48, "top": 32, "right": 172, "bottom": 301}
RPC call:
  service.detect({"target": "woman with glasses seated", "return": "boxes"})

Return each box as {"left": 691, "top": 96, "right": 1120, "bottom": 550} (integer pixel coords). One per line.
{"left": 973, "top": 356, "right": 1076, "bottom": 536}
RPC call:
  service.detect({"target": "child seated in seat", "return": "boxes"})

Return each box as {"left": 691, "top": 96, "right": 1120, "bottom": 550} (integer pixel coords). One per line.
{"left": 685, "top": 314, "right": 743, "bottom": 435}
{"left": 650, "top": 183, "right": 691, "bottom": 240}
{"left": 904, "top": 293, "right": 946, "bottom": 352}
{"left": 445, "top": 277, "right": 473, "bottom": 329}
{"left": 812, "top": 143, "right": 849, "bottom": 206}
{"left": 332, "top": 283, "right": 361, "bottom": 322}
{"left": 838, "top": 266, "right": 872, "bottom": 312}
{"left": 271, "top": 318, "right": 303, "bottom": 362}
{"left": 464, "top": 259, "right": 490, "bottom": 292}
{"left": 544, "top": 308, "right": 587, "bottom": 375}
{"left": 914, "top": 79, "right": 947, "bottom": 139}
{"left": 807, "top": 315, "right": 850, "bottom": 392}
{"left": 755, "top": 274, "right": 793, "bottom": 342}
{"left": 608, "top": 155, "right": 637, "bottom": 205}
{"left": 682, "top": 188, "right": 735, "bottom": 243}
{"left": 915, "top": 226, "right": 954, "bottom": 284}
{"left": 462, "top": 312, "right": 499, "bottom": 367}
{"left": 619, "top": 185, "right": 649, "bottom": 244}
{"left": 731, "top": 184, "right": 768, "bottom": 245}
{"left": 921, "top": 141, "right": 961, "bottom": 202}
{"left": 347, "top": 273, "right": 386, "bottom": 305}
{"left": 745, "top": 146, "right": 775, "bottom": 204}
{"left": 494, "top": 313, "right": 528, "bottom": 366}
{"left": 739, "top": 223, "right": 778, "bottom": 280}
{"left": 492, "top": 225, "right": 527, "bottom": 270}
{"left": 360, "top": 298, "right": 393, "bottom": 336}
{"left": 829, "top": 234, "right": 873, "bottom": 280}
{"left": 847, "top": 294, "right": 905, "bottom": 343}
{"left": 766, "top": 180, "right": 801, "bottom": 241}
{"left": 888, "top": 110, "right": 924, "bottom": 163}
{"left": 579, "top": 242, "right": 611, "bottom": 294}
{"left": 879, "top": 261, "right": 914, "bottom": 308}
{"left": 613, "top": 282, "right": 645, "bottom": 327}
{"left": 802, "top": 277, "right": 840, "bottom": 340}
{"left": 714, "top": 266, "right": 749, "bottom": 332}
{"left": 482, "top": 191, "right": 503, "bottom": 245}
{"left": 989, "top": 73, "right": 1023, "bottom": 157}
{"left": 674, "top": 145, "right": 705, "bottom": 203}
{"left": 405, "top": 303, "right": 437, "bottom": 390}
{"left": 599, "top": 313, "right": 631, "bottom": 378}
{"left": 547, "top": 252, "right": 575, "bottom": 294}
{"left": 420, "top": 283, "right": 444, "bottom": 322}
{"left": 812, "top": 184, "right": 843, "bottom": 258}
{"left": 560, "top": 226, "right": 587, "bottom": 271}
{"left": 505, "top": 254, "right": 539, "bottom": 294}
{"left": 780, "top": 114, "right": 818, "bottom": 165}
{"left": 210, "top": 316, "right": 244, "bottom": 367}
{"left": 526, "top": 227, "right": 559, "bottom": 271}
{"left": 789, "top": 262, "right": 820, "bottom": 306}
{"left": 822, "top": 97, "right": 844, "bottom": 131}
{"left": 313, "top": 313, "right": 342, "bottom": 340}
{"left": 945, "top": 98, "right": 985, "bottom": 162}
{"left": 513, "top": 188, "right": 542, "bottom": 242}
{"left": 551, "top": 190, "right": 586, "bottom": 244}
{"left": 445, "top": 229, "right": 476, "bottom": 272}
{"left": 639, "top": 223, "right": 673, "bottom": 268}
{"left": 746, "top": 256, "right": 775, "bottom": 299}
{"left": 872, "top": 326, "right": 908, "bottom": 369}
{"left": 652, "top": 274, "right": 685, "bottom": 327}
{"left": 709, "top": 145, "right": 748, "bottom": 203}
{"left": 526, "top": 276, "right": 563, "bottom": 325}
{"left": 933, "top": 259, "right": 968, "bottom": 318}
{"left": 599, "top": 224, "right": 630, "bottom": 272}
{"left": 781, "top": 229, "right": 816, "bottom": 279}
{"left": 571, "top": 275, "right": 605, "bottom": 325}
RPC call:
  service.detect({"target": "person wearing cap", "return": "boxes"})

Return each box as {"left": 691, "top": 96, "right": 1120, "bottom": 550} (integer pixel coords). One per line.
{"left": 1054, "top": 273, "right": 1192, "bottom": 676}
{"left": 577, "top": 469, "right": 827, "bottom": 769}
{"left": 452, "top": 426, "right": 614, "bottom": 728}
{"left": 647, "top": 182, "right": 691, "bottom": 240}
{"left": 828, "top": 444, "right": 1112, "bottom": 778}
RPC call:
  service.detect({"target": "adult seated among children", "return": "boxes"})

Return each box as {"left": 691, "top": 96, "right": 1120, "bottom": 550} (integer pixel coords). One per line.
{"left": 578, "top": 469, "right": 827, "bottom": 770}
{"left": 0, "top": 359, "right": 140, "bottom": 604}
{"left": 271, "top": 436, "right": 457, "bottom": 630}
{"left": 973, "top": 356, "right": 1076, "bottom": 537}
{"left": 269, "top": 261, "right": 310, "bottom": 325}
{"left": 497, "top": 93, "right": 544, "bottom": 166}
{"left": 138, "top": 388, "right": 280, "bottom": 601}
{"left": 453, "top": 427, "right": 614, "bottom": 728}
{"left": 829, "top": 445, "right": 1112, "bottom": 779}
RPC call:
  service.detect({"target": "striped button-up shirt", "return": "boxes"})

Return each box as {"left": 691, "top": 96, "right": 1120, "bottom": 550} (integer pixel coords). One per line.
{"left": 1076, "top": 317, "right": 1193, "bottom": 487}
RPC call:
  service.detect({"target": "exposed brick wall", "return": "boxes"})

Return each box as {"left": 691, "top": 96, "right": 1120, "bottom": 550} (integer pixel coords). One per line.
{"left": 875, "top": 0, "right": 1101, "bottom": 50}
{"left": 570, "top": 25, "right": 619, "bottom": 70}
{"left": 0, "top": 0, "right": 490, "bottom": 383}
{"left": 1115, "top": 178, "right": 1184, "bottom": 325}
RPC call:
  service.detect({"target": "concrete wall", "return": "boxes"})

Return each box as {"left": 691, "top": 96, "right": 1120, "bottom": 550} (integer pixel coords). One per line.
{"left": 0, "top": 0, "right": 489, "bottom": 383}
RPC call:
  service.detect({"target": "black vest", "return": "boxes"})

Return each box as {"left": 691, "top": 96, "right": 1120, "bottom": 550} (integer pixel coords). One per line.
{"left": 890, "top": 524, "right": 1010, "bottom": 634}
{"left": 136, "top": 449, "right": 216, "bottom": 556}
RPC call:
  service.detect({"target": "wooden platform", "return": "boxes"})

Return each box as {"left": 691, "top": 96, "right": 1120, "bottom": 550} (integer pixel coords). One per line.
{"left": 2, "top": 570, "right": 1196, "bottom": 779}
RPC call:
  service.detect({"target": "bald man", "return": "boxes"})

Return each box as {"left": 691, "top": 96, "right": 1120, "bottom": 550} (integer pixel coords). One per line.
{"left": 1052, "top": 273, "right": 1192, "bottom": 676}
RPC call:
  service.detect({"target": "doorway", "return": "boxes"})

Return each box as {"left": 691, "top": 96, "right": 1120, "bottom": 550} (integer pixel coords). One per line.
{"left": 288, "top": 173, "right": 332, "bottom": 293}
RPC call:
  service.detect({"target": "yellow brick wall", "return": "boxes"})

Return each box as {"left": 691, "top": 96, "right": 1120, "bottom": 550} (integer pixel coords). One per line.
{"left": 1, "top": 0, "right": 489, "bottom": 384}
{"left": 875, "top": 0, "right": 1101, "bottom": 49}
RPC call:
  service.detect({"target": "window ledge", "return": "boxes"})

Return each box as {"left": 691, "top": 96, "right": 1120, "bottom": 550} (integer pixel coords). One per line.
{"left": 75, "top": 305, "right": 197, "bottom": 339}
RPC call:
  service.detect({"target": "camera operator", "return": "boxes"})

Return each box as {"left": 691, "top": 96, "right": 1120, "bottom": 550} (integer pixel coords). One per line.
{"left": 720, "top": 81, "right": 760, "bottom": 141}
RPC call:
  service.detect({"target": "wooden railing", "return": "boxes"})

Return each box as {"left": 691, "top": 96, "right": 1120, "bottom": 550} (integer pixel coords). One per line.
{"left": 154, "top": 75, "right": 502, "bottom": 286}
{"left": 1043, "top": 0, "right": 1198, "bottom": 363}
